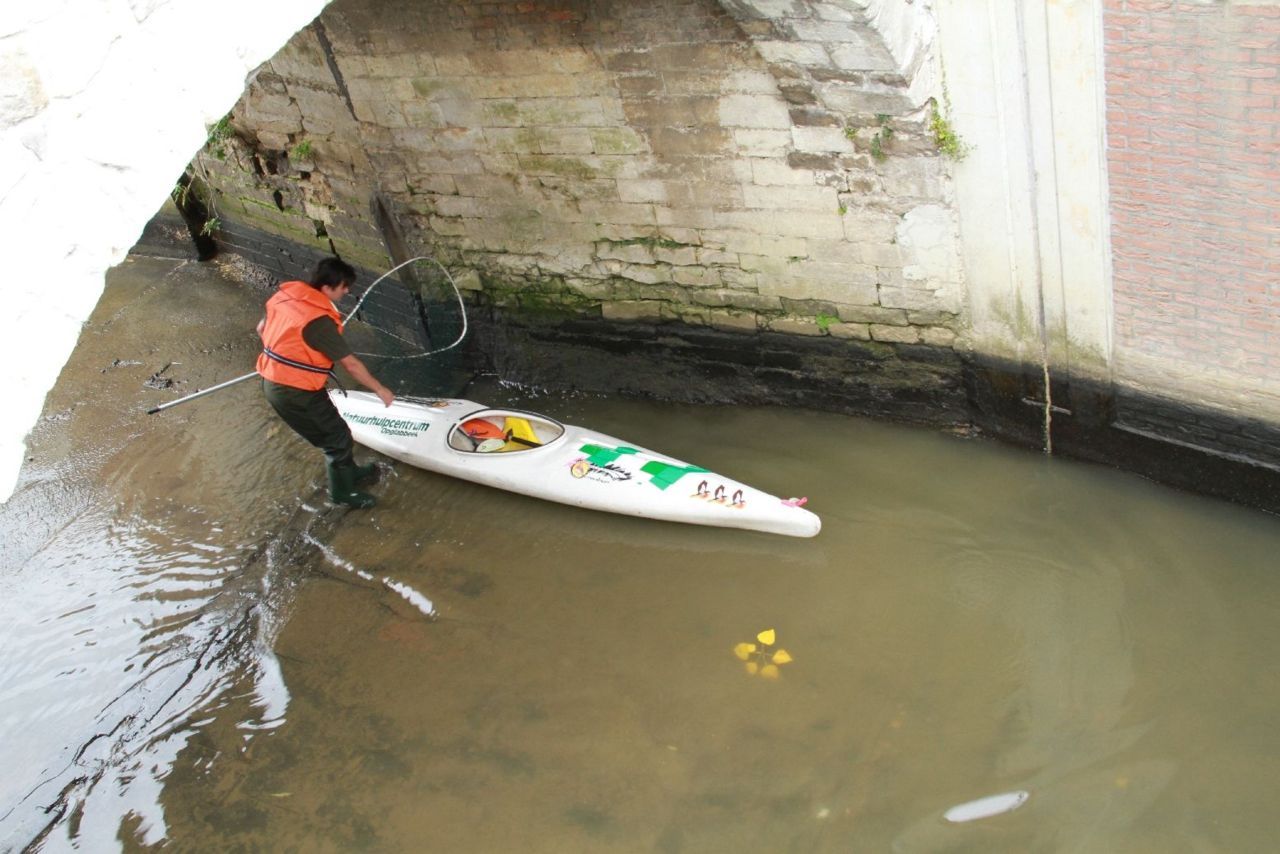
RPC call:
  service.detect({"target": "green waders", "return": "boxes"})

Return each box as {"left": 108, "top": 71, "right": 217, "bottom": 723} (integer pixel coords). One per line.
{"left": 263, "top": 379, "right": 380, "bottom": 508}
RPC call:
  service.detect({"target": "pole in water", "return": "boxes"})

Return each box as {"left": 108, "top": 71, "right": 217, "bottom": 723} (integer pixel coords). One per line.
{"left": 146, "top": 371, "right": 257, "bottom": 415}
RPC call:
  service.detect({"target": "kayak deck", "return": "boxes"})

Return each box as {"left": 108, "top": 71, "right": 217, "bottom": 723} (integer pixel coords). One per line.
{"left": 331, "top": 391, "right": 821, "bottom": 538}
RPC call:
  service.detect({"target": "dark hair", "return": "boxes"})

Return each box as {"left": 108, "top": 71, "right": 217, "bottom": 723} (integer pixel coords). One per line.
{"left": 309, "top": 257, "right": 356, "bottom": 289}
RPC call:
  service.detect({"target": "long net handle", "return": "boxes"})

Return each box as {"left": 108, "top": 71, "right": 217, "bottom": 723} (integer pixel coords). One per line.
{"left": 146, "top": 371, "right": 257, "bottom": 414}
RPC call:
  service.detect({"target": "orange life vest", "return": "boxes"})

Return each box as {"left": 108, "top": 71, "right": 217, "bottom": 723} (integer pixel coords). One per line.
{"left": 256, "top": 280, "right": 344, "bottom": 391}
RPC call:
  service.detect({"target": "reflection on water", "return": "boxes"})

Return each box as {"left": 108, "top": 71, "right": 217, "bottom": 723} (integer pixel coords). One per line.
{"left": 4, "top": 258, "right": 1280, "bottom": 851}
{"left": 0, "top": 504, "right": 291, "bottom": 847}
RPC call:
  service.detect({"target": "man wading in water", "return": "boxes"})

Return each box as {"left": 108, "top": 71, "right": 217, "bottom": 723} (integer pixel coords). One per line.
{"left": 256, "top": 257, "right": 395, "bottom": 508}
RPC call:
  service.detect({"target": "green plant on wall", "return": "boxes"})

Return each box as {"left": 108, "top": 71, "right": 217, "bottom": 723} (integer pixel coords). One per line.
{"left": 870, "top": 114, "right": 894, "bottom": 162}
{"left": 845, "top": 115, "right": 895, "bottom": 162}
{"left": 606, "top": 236, "right": 687, "bottom": 251}
{"left": 291, "top": 139, "right": 313, "bottom": 161}
{"left": 929, "top": 101, "right": 969, "bottom": 161}
{"left": 816, "top": 312, "right": 839, "bottom": 332}
{"left": 170, "top": 113, "right": 235, "bottom": 241}
{"left": 206, "top": 116, "right": 233, "bottom": 161}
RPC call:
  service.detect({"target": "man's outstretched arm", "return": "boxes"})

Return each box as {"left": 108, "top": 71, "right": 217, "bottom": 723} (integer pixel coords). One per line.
{"left": 337, "top": 354, "right": 395, "bottom": 407}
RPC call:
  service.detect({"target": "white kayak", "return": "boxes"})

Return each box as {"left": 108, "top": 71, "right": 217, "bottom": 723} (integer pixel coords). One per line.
{"left": 330, "top": 390, "right": 821, "bottom": 538}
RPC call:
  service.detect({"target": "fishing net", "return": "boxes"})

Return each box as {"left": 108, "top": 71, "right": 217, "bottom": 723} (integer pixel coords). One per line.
{"left": 333, "top": 257, "right": 471, "bottom": 396}
{"left": 147, "top": 257, "right": 473, "bottom": 415}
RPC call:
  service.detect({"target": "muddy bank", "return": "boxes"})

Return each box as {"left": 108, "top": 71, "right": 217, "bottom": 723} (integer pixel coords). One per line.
{"left": 0, "top": 254, "right": 347, "bottom": 848}
{"left": 5, "top": 255, "right": 309, "bottom": 565}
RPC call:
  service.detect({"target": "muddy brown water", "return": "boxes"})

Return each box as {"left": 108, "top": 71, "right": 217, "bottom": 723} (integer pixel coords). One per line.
{"left": 3, "top": 255, "right": 1280, "bottom": 852}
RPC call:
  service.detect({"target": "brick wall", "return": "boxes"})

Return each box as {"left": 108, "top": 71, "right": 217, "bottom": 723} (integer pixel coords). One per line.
{"left": 1104, "top": 1, "right": 1280, "bottom": 419}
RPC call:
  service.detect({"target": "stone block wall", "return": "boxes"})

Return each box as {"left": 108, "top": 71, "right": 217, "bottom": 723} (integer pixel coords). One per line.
{"left": 194, "top": 0, "right": 964, "bottom": 406}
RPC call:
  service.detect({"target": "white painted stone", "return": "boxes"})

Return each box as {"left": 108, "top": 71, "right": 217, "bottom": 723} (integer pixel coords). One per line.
{"left": 1, "top": 47, "right": 47, "bottom": 126}
{"left": 897, "top": 203, "right": 962, "bottom": 299}
{"left": 813, "top": 3, "right": 859, "bottom": 23}
{"left": 0, "top": 0, "right": 331, "bottom": 503}
{"left": 755, "top": 40, "right": 833, "bottom": 67}
{"left": 789, "top": 19, "right": 866, "bottom": 44}
{"left": 817, "top": 79, "right": 914, "bottom": 113}
{"left": 867, "top": 0, "right": 937, "bottom": 80}
{"left": 830, "top": 40, "right": 896, "bottom": 72}
{"left": 734, "top": 0, "right": 807, "bottom": 18}
{"left": 935, "top": 0, "right": 1112, "bottom": 378}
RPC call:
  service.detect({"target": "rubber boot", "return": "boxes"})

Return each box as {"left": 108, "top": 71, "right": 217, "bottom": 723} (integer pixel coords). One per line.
{"left": 334, "top": 452, "right": 377, "bottom": 485}
{"left": 352, "top": 459, "right": 378, "bottom": 485}
{"left": 327, "top": 461, "right": 376, "bottom": 509}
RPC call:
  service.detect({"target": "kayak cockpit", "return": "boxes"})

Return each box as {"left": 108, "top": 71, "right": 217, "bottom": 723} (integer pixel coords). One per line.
{"left": 448, "top": 409, "right": 566, "bottom": 454}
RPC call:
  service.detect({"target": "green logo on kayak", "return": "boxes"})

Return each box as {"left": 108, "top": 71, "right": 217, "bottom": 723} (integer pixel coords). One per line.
{"left": 346, "top": 414, "right": 431, "bottom": 438}
{"left": 578, "top": 444, "right": 708, "bottom": 490}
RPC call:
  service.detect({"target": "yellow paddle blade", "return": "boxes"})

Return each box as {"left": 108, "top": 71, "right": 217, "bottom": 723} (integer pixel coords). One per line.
{"left": 760, "top": 664, "right": 780, "bottom": 680}
{"left": 745, "top": 661, "right": 759, "bottom": 675}
{"left": 771, "top": 649, "right": 793, "bottom": 665}
{"left": 756, "top": 628, "right": 776, "bottom": 646}
{"left": 734, "top": 642, "right": 756, "bottom": 661}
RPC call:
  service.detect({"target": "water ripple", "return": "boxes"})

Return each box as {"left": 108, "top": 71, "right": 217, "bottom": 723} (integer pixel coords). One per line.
{"left": 0, "top": 503, "right": 293, "bottom": 851}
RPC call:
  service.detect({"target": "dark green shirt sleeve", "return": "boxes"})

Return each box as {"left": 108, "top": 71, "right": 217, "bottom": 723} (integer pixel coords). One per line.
{"left": 301, "top": 317, "right": 352, "bottom": 361}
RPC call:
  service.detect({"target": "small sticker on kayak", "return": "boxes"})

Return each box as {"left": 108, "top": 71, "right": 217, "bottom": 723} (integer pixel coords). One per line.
{"left": 692, "top": 481, "right": 746, "bottom": 508}
{"left": 345, "top": 414, "right": 431, "bottom": 438}
{"left": 570, "top": 458, "right": 632, "bottom": 483}
{"left": 577, "top": 444, "right": 708, "bottom": 490}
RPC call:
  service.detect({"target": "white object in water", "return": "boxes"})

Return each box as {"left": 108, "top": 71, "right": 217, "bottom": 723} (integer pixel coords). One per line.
{"left": 332, "top": 391, "right": 822, "bottom": 538}
{"left": 943, "top": 790, "right": 1030, "bottom": 823}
